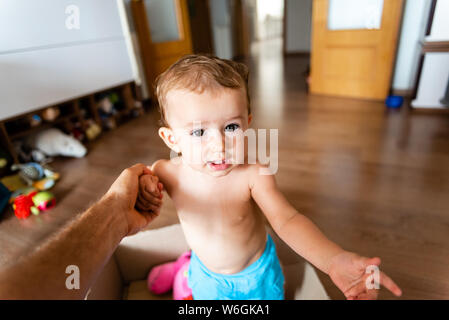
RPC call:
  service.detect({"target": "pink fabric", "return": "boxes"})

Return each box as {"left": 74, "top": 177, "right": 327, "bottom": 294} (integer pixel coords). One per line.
{"left": 147, "top": 251, "right": 192, "bottom": 299}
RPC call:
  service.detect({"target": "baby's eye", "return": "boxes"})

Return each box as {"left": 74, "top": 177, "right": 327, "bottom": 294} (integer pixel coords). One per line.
{"left": 224, "top": 123, "right": 240, "bottom": 132}
{"left": 191, "top": 129, "right": 204, "bottom": 137}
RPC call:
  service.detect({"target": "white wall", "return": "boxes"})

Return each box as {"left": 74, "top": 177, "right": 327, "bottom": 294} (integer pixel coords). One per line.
{"left": 411, "top": 52, "right": 449, "bottom": 108}
{"left": 426, "top": 0, "right": 449, "bottom": 42}
{"left": 392, "top": 0, "right": 431, "bottom": 91}
{"left": 285, "top": 0, "right": 312, "bottom": 53}
{"left": 209, "top": 0, "right": 233, "bottom": 59}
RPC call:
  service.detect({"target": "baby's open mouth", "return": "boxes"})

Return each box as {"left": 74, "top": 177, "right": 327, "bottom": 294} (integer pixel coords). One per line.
{"left": 207, "top": 160, "right": 231, "bottom": 171}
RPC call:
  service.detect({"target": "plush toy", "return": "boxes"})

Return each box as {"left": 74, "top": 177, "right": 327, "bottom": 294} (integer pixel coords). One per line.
{"left": 11, "top": 162, "right": 45, "bottom": 185}
{"left": 147, "top": 251, "right": 193, "bottom": 300}
{"left": 11, "top": 162, "right": 59, "bottom": 190}
{"left": 31, "top": 128, "right": 87, "bottom": 158}
{"left": 41, "top": 107, "right": 60, "bottom": 122}
{"left": 32, "top": 191, "right": 56, "bottom": 211}
{"left": 29, "top": 114, "right": 42, "bottom": 127}
{"left": 12, "top": 189, "right": 55, "bottom": 219}
{"left": 13, "top": 193, "right": 35, "bottom": 218}
{"left": 85, "top": 120, "right": 102, "bottom": 141}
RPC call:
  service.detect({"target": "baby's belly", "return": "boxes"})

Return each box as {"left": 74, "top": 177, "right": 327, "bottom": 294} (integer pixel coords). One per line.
{"left": 179, "top": 212, "right": 267, "bottom": 274}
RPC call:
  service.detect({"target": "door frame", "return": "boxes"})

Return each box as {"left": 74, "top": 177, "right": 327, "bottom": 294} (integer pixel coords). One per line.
{"left": 131, "top": 0, "right": 193, "bottom": 96}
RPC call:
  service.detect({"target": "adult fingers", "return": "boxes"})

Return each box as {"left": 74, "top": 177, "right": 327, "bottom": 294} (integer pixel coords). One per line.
{"left": 126, "top": 163, "right": 152, "bottom": 177}
{"left": 139, "top": 187, "right": 163, "bottom": 206}
{"left": 137, "top": 197, "right": 160, "bottom": 213}
{"left": 142, "top": 210, "right": 160, "bottom": 224}
{"left": 136, "top": 197, "right": 152, "bottom": 211}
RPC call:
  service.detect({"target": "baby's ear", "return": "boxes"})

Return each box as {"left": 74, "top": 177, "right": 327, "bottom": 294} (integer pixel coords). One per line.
{"left": 158, "top": 127, "right": 180, "bottom": 153}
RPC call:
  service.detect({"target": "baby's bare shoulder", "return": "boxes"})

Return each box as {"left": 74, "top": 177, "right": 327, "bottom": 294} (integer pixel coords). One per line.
{"left": 233, "top": 163, "right": 269, "bottom": 185}
{"left": 151, "top": 158, "right": 181, "bottom": 186}
{"left": 238, "top": 163, "right": 271, "bottom": 176}
{"left": 240, "top": 163, "right": 276, "bottom": 190}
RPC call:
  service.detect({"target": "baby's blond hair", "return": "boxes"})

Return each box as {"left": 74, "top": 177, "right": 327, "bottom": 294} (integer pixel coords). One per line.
{"left": 154, "top": 54, "right": 250, "bottom": 127}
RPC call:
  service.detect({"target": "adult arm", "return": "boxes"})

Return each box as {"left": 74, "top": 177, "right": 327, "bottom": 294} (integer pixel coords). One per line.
{"left": 0, "top": 163, "right": 159, "bottom": 299}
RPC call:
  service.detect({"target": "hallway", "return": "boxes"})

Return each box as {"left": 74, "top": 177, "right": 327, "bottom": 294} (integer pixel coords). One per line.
{"left": 1, "top": 39, "right": 448, "bottom": 300}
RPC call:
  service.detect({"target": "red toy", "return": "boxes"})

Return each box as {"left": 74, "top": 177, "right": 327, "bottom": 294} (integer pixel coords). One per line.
{"left": 12, "top": 190, "right": 56, "bottom": 219}
{"left": 13, "top": 192, "right": 37, "bottom": 219}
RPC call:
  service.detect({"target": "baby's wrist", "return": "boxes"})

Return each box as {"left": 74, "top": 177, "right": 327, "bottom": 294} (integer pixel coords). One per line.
{"left": 324, "top": 248, "right": 347, "bottom": 275}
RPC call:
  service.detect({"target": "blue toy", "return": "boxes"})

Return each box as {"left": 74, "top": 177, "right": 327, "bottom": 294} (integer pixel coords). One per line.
{"left": 385, "top": 95, "right": 404, "bottom": 109}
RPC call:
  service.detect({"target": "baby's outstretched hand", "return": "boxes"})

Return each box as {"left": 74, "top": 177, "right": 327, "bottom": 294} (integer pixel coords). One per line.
{"left": 136, "top": 172, "right": 164, "bottom": 214}
{"left": 328, "top": 251, "right": 402, "bottom": 300}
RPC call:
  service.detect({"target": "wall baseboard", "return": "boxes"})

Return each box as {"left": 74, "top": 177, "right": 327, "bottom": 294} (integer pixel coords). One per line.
{"left": 283, "top": 51, "right": 310, "bottom": 57}
{"left": 392, "top": 89, "right": 414, "bottom": 97}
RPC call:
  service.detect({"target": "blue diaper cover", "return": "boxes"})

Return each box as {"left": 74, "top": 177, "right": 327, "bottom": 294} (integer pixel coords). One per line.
{"left": 187, "top": 234, "right": 285, "bottom": 300}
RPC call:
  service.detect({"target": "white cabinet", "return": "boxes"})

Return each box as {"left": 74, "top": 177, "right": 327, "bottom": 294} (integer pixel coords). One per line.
{"left": 0, "top": 0, "right": 124, "bottom": 53}
{"left": 0, "top": 0, "right": 135, "bottom": 120}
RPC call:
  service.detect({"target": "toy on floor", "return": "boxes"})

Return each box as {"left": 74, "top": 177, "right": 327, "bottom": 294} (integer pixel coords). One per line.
{"left": 13, "top": 140, "right": 40, "bottom": 163}
{"left": 12, "top": 189, "right": 56, "bottom": 219}
{"left": 147, "top": 251, "right": 193, "bottom": 300}
{"left": 31, "top": 128, "right": 87, "bottom": 158}
{"left": 0, "top": 174, "right": 27, "bottom": 192}
{"left": 85, "top": 120, "right": 102, "bottom": 141}
{"left": 11, "top": 162, "right": 60, "bottom": 190}
{"left": 385, "top": 95, "right": 404, "bottom": 109}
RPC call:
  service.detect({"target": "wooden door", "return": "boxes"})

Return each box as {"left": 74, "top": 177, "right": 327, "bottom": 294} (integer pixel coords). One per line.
{"left": 187, "top": 0, "right": 214, "bottom": 55}
{"left": 131, "top": 0, "right": 193, "bottom": 94}
{"left": 310, "top": 0, "right": 404, "bottom": 100}
{"left": 231, "top": 0, "right": 250, "bottom": 60}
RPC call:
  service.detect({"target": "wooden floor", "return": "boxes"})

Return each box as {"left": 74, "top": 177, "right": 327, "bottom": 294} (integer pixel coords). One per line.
{"left": 1, "top": 38, "right": 448, "bottom": 300}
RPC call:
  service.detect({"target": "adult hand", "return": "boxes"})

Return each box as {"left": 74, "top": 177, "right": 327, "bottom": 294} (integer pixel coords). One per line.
{"left": 103, "top": 163, "right": 162, "bottom": 237}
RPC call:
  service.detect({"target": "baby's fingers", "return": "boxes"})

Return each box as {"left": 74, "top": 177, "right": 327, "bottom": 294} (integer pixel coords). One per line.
{"left": 344, "top": 280, "right": 367, "bottom": 300}
{"left": 139, "top": 187, "right": 163, "bottom": 206}
{"left": 380, "top": 271, "right": 402, "bottom": 297}
{"left": 139, "top": 175, "right": 161, "bottom": 197}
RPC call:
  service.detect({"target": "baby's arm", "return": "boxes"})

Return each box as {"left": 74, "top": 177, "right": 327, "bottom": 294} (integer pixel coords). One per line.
{"left": 250, "top": 165, "right": 402, "bottom": 299}
{"left": 250, "top": 166, "right": 344, "bottom": 274}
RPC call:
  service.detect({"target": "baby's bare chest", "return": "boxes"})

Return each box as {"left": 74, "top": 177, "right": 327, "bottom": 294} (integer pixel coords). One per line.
{"left": 169, "top": 174, "right": 255, "bottom": 225}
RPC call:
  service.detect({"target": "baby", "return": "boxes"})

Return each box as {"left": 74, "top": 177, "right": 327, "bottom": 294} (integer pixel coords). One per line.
{"left": 137, "top": 54, "right": 402, "bottom": 300}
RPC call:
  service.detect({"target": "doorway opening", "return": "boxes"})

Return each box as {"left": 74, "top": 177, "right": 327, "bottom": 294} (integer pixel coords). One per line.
{"left": 243, "top": 0, "right": 285, "bottom": 59}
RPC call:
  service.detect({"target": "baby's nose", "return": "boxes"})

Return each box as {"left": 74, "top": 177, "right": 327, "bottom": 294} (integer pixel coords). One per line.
{"left": 207, "top": 129, "right": 225, "bottom": 152}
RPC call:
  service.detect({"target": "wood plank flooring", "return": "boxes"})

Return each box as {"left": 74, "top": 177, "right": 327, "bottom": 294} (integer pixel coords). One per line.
{"left": 1, "top": 39, "right": 448, "bottom": 300}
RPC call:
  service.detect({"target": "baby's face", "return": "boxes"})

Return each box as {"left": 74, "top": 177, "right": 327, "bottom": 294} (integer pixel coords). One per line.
{"left": 161, "top": 87, "right": 250, "bottom": 177}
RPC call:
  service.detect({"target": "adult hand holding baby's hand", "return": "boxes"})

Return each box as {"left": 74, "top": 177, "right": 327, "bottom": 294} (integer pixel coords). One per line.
{"left": 328, "top": 251, "right": 402, "bottom": 300}
{"left": 103, "top": 163, "right": 162, "bottom": 237}
{"left": 136, "top": 172, "right": 164, "bottom": 214}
